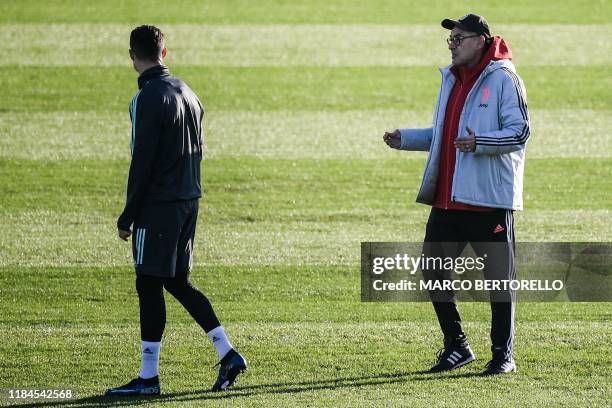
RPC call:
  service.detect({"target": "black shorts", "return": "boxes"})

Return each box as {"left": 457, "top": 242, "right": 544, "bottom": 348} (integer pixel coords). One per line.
{"left": 132, "top": 199, "right": 199, "bottom": 278}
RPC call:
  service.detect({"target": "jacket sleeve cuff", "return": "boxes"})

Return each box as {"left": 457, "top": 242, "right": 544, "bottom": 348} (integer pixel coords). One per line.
{"left": 117, "top": 215, "right": 132, "bottom": 231}
{"left": 473, "top": 140, "right": 486, "bottom": 154}
{"left": 399, "top": 130, "right": 410, "bottom": 150}
{"left": 474, "top": 137, "right": 525, "bottom": 155}
{"left": 398, "top": 128, "right": 433, "bottom": 151}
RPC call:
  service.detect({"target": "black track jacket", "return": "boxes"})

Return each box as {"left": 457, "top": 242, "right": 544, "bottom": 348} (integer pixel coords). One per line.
{"left": 117, "top": 65, "right": 203, "bottom": 231}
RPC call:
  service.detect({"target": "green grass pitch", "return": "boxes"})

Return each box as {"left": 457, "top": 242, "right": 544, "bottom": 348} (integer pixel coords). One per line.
{"left": 0, "top": 1, "right": 610, "bottom": 406}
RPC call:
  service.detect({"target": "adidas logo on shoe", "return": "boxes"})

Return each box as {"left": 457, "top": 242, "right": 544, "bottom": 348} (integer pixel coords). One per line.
{"left": 430, "top": 346, "right": 476, "bottom": 373}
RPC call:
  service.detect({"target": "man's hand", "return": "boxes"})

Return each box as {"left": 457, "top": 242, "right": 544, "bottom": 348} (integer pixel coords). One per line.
{"left": 454, "top": 126, "right": 476, "bottom": 152}
{"left": 383, "top": 130, "right": 401, "bottom": 149}
{"left": 118, "top": 228, "right": 132, "bottom": 241}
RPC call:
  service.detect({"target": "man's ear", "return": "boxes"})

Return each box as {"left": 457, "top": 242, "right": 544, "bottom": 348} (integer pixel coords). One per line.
{"left": 161, "top": 47, "right": 167, "bottom": 60}
{"left": 478, "top": 36, "right": 487, "bottom": 50}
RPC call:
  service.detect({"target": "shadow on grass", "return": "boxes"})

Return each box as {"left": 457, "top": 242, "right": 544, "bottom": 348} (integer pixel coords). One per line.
{"left": 8, "top": 370, "right": 484, "bottom": 407}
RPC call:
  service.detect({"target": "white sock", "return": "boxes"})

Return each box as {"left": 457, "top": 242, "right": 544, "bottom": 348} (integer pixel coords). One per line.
{"left": 139, "top": 341, "right": 161, "bottom": 379}
{"left": 207, "top": 326, "right": 233, "bottom": 360}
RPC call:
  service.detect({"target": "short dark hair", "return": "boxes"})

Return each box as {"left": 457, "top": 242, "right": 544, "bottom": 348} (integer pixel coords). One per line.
{"left": 130, "top": 25, "right": 164, "bottom": 62}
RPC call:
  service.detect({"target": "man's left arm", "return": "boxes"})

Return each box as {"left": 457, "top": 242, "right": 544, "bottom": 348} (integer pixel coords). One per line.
{"left": 472, "top": 71, "right": 530, "bottom": 155}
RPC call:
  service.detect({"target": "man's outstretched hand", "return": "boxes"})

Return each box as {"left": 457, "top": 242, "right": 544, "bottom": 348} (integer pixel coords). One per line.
{"left": 383, "top": 130, "right": 401, "bottom": 149}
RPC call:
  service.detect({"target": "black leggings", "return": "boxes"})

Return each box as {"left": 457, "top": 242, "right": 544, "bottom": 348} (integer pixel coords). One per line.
{"left": 135, "top": 273, "right": 221, "bottom": 342}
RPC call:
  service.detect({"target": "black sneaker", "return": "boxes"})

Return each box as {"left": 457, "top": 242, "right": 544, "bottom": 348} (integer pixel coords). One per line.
{"left": 430, "top": 346, "right": 476, "bottom": 373}
{"left": 105, "top": 376, "right": 160, "bottom": 396}
{"left": 482, "top": 358, "right": 516, "bottom": 375}
{"left": 212, "top": 349, "right": 248, "bottom": 391}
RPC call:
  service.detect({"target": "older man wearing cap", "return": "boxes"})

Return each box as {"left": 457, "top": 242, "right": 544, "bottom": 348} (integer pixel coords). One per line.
{"left": 383, "top": 14, "right": 530, "bottom": 375}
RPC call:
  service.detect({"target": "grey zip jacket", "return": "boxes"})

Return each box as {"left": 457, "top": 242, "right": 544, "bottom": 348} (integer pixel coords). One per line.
{"left": 398, "top": 54, "right": 530, "bottom": 210}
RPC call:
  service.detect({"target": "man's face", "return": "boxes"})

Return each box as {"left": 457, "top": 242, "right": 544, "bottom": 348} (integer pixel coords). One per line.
{"left": 448, "top": 27, "right": 484, "bottom": 67}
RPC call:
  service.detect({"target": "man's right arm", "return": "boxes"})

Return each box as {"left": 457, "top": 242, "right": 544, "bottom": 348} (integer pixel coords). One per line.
{"left": 397, "top": 127, "right": 434, "bottom": 151}
{"left": 117, "top": 88, "right": 164, "bottom": 231}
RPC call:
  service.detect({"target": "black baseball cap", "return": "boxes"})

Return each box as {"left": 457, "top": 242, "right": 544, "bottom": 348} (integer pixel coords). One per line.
{"left": 441, "top": 14, "right": 491, "bottom": 38}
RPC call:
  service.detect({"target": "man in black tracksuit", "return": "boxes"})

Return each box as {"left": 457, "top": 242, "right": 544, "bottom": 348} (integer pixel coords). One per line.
{"left": 105, "top": 25, "right": 246, "bottom": 396}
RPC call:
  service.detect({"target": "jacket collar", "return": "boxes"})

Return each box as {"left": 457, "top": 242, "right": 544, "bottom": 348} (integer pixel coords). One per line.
{"left": 137, "top": 64, "right": 170, "bottom": 89}
{"left": 451, "top": 50, "right": 493, "bottom": 84}
{"left": 439, "top": 59, "right": 514, "bottom": 81}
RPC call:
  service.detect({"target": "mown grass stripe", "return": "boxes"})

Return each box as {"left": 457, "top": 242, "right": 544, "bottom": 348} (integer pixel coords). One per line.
{"left": 3, "top": 110, "right": 609, "bottom": 160}
{"left": 0, "top": 319, "right": 609, "bottom": 406}
{"left": 0, "top": 65, "right": 610, "bottom": 112}
{"left": 0, "top": 0, "right": 608, "bottom": 24}
{"left": 0, "top": 209, "right": 609, "bottom": 268}
{"left": 1, "top": 24, "right": 610, "bottom": 67}
{"left": 1, "top": 158, "right": 609, "bottom": 214}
